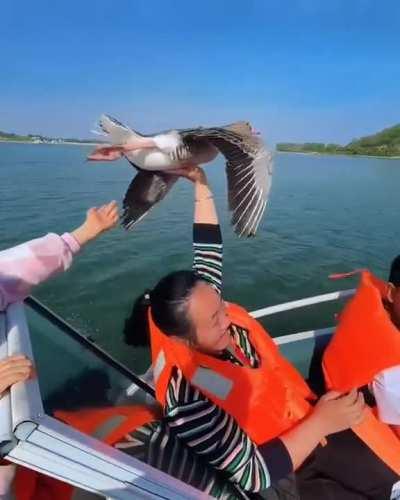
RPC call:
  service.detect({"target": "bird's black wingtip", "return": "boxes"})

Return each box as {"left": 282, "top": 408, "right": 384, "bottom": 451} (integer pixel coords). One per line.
{"left": 233, "top": 226, "right": 257, "bottom": 238}
{"left": 120, "top": 213, "right": 135, "bottom": 231}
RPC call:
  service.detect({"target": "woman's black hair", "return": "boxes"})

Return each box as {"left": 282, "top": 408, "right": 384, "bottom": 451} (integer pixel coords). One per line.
{"left": 389, "top": 255, "right": 400, "bottom": 287}
{"left": 123, "top": 270, "right": 206, "bottom": 347}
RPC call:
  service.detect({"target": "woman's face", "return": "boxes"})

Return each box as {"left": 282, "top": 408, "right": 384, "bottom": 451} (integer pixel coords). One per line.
{"left": 187, "top": 282, "right": 231, "bottom": 353}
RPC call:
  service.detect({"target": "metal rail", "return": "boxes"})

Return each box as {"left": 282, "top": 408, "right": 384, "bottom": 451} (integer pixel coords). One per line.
{"left": 25, "top": 296, "right": 155, "bottom": 398}
{"left": 250, "top": 288, "right": 355, "bottom": 319}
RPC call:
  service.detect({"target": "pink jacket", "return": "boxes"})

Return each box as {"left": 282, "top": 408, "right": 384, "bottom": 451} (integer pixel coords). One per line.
{"left": 0, "top": 233, "right": 80, "bottom": 311}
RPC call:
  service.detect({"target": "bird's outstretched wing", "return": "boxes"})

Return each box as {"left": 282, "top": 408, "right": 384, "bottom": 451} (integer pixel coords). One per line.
{"left": 122, "top": 171, "right": 177, "bottom": 229}
{"left": 180, "top": 123, "right": 273, "bottom": 237}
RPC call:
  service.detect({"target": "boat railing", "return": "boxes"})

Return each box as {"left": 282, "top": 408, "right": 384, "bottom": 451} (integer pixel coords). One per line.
{"left": 250, "top": 288, "right": 355, "bottom": 319}
{"left": 25, "top": 296, "right": 155, "bottom": 398}
{"left": 250, "top": 288, "right": 355, "bottom": 346}
{"left": 0, "top": 301, "right": 201, "bottom": 499}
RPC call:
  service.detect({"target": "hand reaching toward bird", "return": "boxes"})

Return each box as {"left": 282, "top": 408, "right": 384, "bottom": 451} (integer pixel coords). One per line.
{"left": 72, "top": 201, "right": 119, "bottom": 246}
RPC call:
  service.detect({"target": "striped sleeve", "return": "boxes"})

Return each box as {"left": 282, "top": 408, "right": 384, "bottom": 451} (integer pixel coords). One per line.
{"left": 115, "top": 421, "right": 249, "bottom": 499}
{"left": 193, "top": 223, "right": 223, "bottom": 293}
{"left": 163, "top": 368, "right": 292, "bottom": 493}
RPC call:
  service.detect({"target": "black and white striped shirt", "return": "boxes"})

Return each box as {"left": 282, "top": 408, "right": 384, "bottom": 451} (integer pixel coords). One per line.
{"left": 161, "top": 224, "right": 292, "bottom": 494}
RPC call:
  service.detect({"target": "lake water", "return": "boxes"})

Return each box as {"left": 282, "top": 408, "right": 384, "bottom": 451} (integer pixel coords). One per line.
{"left": 1, "top": 142, "right": 400, "bottom": 372}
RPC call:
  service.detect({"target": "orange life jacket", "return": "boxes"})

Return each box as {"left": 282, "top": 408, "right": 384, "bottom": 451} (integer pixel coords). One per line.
{"left": 323, "top": 270, "right": 400, "bottom": 476}
{"left": 14, "top": 467, "right": 72, "bottom": 500}
{"left": 150, "top": 301, "right": 315, "bottom": 444}
{"left": 14, "top": 404, "right": 160, "bottom": 500}
{"left": 323, "top": 270, "right": 400, "bottom": 391}
{"left": 55, "top": 404, "right": 160, "bottom": 445}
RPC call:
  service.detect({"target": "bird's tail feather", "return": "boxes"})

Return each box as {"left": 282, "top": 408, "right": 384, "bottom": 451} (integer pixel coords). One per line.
{"left": 98, "top": 114, "right": 143, "bottom": 145}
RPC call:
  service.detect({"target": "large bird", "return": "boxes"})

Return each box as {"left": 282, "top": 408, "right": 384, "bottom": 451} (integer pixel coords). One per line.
{"left": 88, "top": 115, "right": 273, "bottom": 237}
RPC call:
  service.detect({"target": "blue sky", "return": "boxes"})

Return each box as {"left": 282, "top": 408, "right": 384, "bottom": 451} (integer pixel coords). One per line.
{"left": 2, "top": 0, "right": 400, "bottom": 145}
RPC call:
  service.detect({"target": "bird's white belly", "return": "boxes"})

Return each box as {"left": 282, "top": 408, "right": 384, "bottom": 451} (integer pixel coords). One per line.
{"left": 126, "top": 150, "right": 179, "bottom": 171}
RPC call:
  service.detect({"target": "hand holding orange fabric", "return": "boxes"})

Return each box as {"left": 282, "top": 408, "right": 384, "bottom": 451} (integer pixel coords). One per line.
{"left": 311, "top": 389, "right": 365, "bottom": 436}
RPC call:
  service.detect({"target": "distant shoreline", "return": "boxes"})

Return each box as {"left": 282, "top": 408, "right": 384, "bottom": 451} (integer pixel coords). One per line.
{"left": 2, "top": 139, "right": 400, "bottom": 159}
{"left": 0, "top": 139, "right": 100, "bottom": 146}
{"left": 276, "top": 150, "right": 400, "bottom": 160}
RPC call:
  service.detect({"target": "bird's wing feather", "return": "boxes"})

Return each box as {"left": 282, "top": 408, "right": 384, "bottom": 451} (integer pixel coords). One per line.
{"left": 122, "top": 171, "right": 177, "bottom": 230}
{"left": 180, "top": 125, "right": 273, "bottom": 237}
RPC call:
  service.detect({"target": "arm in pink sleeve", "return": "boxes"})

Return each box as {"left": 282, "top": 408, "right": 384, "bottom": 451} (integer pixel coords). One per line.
{"left": 0, "top": 233, "right": 81, "bottom": 311}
